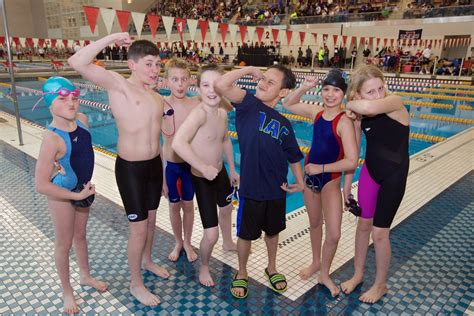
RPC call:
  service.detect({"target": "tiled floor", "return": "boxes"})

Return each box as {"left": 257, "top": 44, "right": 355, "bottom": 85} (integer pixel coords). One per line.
{"left": 0, "top": 112, "right": 473, "bottom": 314}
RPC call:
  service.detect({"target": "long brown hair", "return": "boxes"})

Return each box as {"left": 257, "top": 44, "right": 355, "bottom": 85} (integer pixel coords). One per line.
{"left": 347, "top": 65, "right": 387, "bottom": 101}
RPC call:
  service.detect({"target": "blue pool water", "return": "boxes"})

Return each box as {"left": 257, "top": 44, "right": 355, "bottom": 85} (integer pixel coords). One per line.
{"left": 0, "top": 79, "right": 472, "bottom": 212}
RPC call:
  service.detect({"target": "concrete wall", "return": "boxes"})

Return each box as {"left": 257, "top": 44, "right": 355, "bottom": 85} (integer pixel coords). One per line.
{"left": 0, "top": 0, "right": 41, "bottom": 37}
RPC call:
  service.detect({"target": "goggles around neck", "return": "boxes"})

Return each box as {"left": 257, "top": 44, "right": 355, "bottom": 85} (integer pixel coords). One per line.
{"left": 32, "top": 88, "right": 81, "bottom": 111}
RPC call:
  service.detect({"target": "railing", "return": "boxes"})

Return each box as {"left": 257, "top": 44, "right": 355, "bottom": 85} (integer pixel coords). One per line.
{"left": 242, "top": 4, "right": 474, "bottom": 25}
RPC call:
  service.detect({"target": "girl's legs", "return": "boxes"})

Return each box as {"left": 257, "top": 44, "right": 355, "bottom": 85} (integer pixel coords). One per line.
{"left": 73, "top": 206, "right": 107, "bottom": 292}
{"left": 48, "top": 199, "right": 79, "bottom": 314}
{"left": 359, "top": 227, "right": 390, "bottom": 303}
{"left": 299, "top": 187, "right": 323, "bottom": 280}
{"left": 318, "top": 179, "right": 343, "bottom": 297}
{"left": 340, "top": 218, "right": 372, "bottom": 294}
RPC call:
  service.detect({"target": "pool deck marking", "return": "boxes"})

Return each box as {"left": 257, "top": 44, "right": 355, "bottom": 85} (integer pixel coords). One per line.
{"left": 0, "top": 111, "right": 472, "bottom": 301}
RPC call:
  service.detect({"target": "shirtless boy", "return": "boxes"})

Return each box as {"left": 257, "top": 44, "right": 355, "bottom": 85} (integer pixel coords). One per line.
{"left": 172, "top": 64, "right": 239, "bottom": 286}
{"left": 68, "top": 32, "right": 169, "bottom": 307}
{"left": 161, "top": 58, "right": 199, "bottom": 262}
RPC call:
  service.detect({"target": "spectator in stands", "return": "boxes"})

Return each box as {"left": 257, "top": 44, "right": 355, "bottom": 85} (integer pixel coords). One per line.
{"left": 306, "top": 46, "right": 313, "bottom": 67}
{"left": 419, "top": 45, "right": 432, "bottom": 74}
{"left": 351, "top": 46, "right": 358, "bottom": 68}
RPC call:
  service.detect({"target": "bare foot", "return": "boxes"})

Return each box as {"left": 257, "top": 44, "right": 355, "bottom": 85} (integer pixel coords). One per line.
{"left": 142, "top": 262, "right": 170, "bottom": 279}
{"left": 168, "top": 244, "right": 182, "bottom": 261}
{"left": 318, "top": 275, "right": 340, "bottom": 297}
{"left": 80, "top": 276, "right": 108, "bottom": 292}
{"left": 183, "top": 244, "right": 198, "bottom": 262}
{"left": 359, "top": 283, "right": 388, "bottom": 304}
{"left": 63, "top": 291, "right": 79, "bottom": 315}
{"left": 341, "top": 275, "right": 364, "bottom": 294}
{"left": 222, "top": 241, "right": 237, "bottom": 252}
{"left": 130, "top": 285, "right": 161, "bottom": 306}
{"left": 199, "top": 266, "right": 215, "bottom": 287}
{"left": 299, "top": 262, "right": 320, "bottom": 280}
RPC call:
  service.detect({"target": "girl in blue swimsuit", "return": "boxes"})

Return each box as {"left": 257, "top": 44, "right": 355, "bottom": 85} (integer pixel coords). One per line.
{"left": 283, "top": 69, "right": 358, "bottom": 296}
{"left": 35, "top": 77, "right": 107, "bottom": 314}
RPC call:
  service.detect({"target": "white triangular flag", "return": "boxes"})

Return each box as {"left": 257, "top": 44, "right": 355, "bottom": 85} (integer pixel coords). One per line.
{"left": 100, "top": 8, "right": 116, "bottom": 35}
{"left": 229, "top": 24, "right": 238, "bottom": 44}
{"left": 209, "top": 21, "right": 218, "bottom": 43}
{"left": 247, "top": 26, "right": 256, "bottom": 43}
{"left": 162, "top": 16, "right": 174, "bottom": 41}
{"left": 187, "top": 19, "right": 198, "bottom": 42}
{"left": 131, "top": 12, "right": 146, "bottom": 38}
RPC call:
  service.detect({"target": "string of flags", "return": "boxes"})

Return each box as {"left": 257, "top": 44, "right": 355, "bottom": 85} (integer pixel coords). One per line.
{"left": 0, "top": 6, "right": 470, "bottom": 50}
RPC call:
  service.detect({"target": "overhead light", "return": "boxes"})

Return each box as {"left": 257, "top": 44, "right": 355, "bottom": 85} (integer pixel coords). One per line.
{"left": 127, "top": 0, "right": 132, "bottom": 3}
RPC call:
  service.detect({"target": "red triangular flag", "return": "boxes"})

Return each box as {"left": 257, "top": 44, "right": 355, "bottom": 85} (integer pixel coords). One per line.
{"left": 390, "top": 38, "right": 394, "bottom": 47}
{"left": 38, "top": 38, "right": 45, "bottom": 47}
{"left": 83, "top": 6, "right": 100, "bottom": 34}
{"left": 63, "top": 39, "right": 69, "bottom": 47}
{"left": 333, "top": 34, "right": 338, "bottom": 46}
{"left": 351, "top": 36, "right": 356, "bottom": 47}
{"left": 312, "top": 33, "right": 317, "bottom": 43}
{"left": 299, "top": 32, "right": 306, "bottom": 45}
{"left": 342, "top": 35, "right": 348, "bottom": 47}
{"left": 116, "top": 10, "right": 131, "bottom": 33}
{"left": 272, "top": 29, "right": 279, "bottom": 44}
{"left": 256, "top": 27, "right": 265, "bottom": 44}
{"left": 360, "top": 37, "right": 365, "bottom": 45}
{"left": 239, "top": 25, "right": 247, "bottom": 43}
{"left": 26, "top": 38, "right": 34, "bottom": 48}
{"left": 286, "top": 30, "right": 293, "bottom": 45}
{"left": 369, "top": 37, "right": 373, "bottom": 46}
{"left": 199, "top": 20, "right": 209, "bottom": 43}
{"left": 0, "top": 36, "right": 4, "bottom": 46}
{"left": 219, "top": 23, "right": 229, "bottom": 43}
{"left": 175, "top": 18, "right": 187, "bottom": 42}
{"left": 12, "top": 37, "right": 20, "bottom": 47}
{"left": 383, "top": 38, "right": 388, "bottom": 47}
{"left": 376, "top": 38, "right": 381, "bottom": 47}
{"left": 147, "top": 15, "right": 161, "bottom": 39}
{"left": 51, "top": 39, "right": 57, "bottom": 48}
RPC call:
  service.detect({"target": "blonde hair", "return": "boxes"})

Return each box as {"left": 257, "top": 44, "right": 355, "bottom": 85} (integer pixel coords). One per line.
{"left": 347, "top": 64, "right": 387, "bottom": 101}
{"left": 165, "top": 58, "right": 190, "bottom": 77}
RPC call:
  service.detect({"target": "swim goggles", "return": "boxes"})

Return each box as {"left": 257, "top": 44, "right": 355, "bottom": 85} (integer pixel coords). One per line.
{"left": 345, "top": 194, "right": 361, "bottom": 217}
{"left": 161, "top": 101, "right": 175, "bottom": 136}
{"left": 226, "top": 185, "right": 240, "bottom": 205}
{"left": 31, "top": 88, "right": 81, "bottom": 111}
{"left": 304, "top": 173, "right": 322, "bottom": 193}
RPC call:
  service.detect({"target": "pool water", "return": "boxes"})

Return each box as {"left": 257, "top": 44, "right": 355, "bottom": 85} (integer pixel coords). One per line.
{"left": 0, "top": 78, "right": 472, "bottom": 212}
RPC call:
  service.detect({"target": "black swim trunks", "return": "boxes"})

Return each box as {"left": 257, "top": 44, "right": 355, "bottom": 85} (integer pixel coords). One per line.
{"left": 191, "top": 166, "right": 233, "bottom": 229}
{"left": 115, "top": 155, "right": 163, "bottom": 222}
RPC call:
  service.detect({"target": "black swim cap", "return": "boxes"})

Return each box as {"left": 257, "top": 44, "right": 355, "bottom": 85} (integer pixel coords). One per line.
{"left": 321, "top": 69, "right": 348, "bottom": 93}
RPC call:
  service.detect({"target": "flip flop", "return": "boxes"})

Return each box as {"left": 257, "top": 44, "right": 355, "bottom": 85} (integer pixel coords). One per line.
{"left": 231, "top": 273, "right": 248, "bottom": 299}
{"left": 264, "top": 268, "right": 288, "bottom": 293}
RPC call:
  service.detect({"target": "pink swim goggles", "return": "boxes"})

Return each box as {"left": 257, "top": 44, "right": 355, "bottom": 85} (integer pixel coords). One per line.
{"left": 32, "top": 88, "right": 81, "bottom": 111}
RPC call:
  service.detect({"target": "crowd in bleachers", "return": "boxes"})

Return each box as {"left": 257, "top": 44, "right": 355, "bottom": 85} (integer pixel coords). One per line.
{"left": 146, "top": 0, "right": 242, "bottom": 27}
{"left": 403, "top": 0, "right": 473, "bottom": 19}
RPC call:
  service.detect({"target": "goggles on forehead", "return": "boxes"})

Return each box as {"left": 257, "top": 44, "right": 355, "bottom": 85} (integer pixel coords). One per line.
{"left": 31, "top": 88, "right": 81, "bottom": 111}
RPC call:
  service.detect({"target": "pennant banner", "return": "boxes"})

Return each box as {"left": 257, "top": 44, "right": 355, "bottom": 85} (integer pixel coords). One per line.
{"left": 247, "top": 26, "right": 256, "bottom": 44}
{"left": 147, "top": 15, "right": 160, "bottom": 38}
{"left": 116, "top": 10, "right": 130, "bottom": 32}
{"left": 100, "top": 8, "right": 116, "bottom": 35}
{"left": 187, "top": 19, "right": 198, "bottom": 42}
{"left": 272, "top": 28, "right": 279, "bottom": 44}
{"left": 83, "top": 6, "right": 100, "bottom": 34}
{"left": 239, "top": 25, "right": 247, "bottom": 43}
{"left": 286, "top": 30, "right": 292, "bottom": 46}
{"left": 131, "top": 12, "right": 145, "bottom": 37}
{"left": 208, "top": 21, "right": 219, "bottom": 43}
{"left": 229, "top": 24, "right": 238, "bottom": 44}
{"left": 199, "top": 20, "right": 209, "bottom": 43}
{"left": 256, "top": 27, "right": 264, "bottom": 44}
{"left": 220, "top": 23, "right": 229, "bottom": 43}
{"left": 162, "top": 16, "right": 174, "bottom": 41}
{"left": 175, "top": 18, "right": 187, "bottom": 42}
{"left": 299, "top": 32, "right": 306, "bottom": 46}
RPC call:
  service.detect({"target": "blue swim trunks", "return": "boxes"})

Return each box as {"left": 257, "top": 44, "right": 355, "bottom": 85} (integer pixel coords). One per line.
{"left": 165, "top": 161, "right": 194, "bottom": 203}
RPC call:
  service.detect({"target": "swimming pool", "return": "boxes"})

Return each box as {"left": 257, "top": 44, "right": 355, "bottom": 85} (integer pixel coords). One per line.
{"left": 0, "top": 77, "right": 472, "bottom": 212}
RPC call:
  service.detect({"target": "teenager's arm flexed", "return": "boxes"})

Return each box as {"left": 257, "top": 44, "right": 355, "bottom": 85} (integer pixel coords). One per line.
{"left": 214, "top": 66, "right": 263, "bottom": 104}
{"left": 68, "top": 33, "right": 132, "bottom": 91}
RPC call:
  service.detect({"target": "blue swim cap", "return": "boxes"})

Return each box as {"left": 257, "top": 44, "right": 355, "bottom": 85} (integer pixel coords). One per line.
{"left": 42, "top": 76, "right": 76, "bottom": 107}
